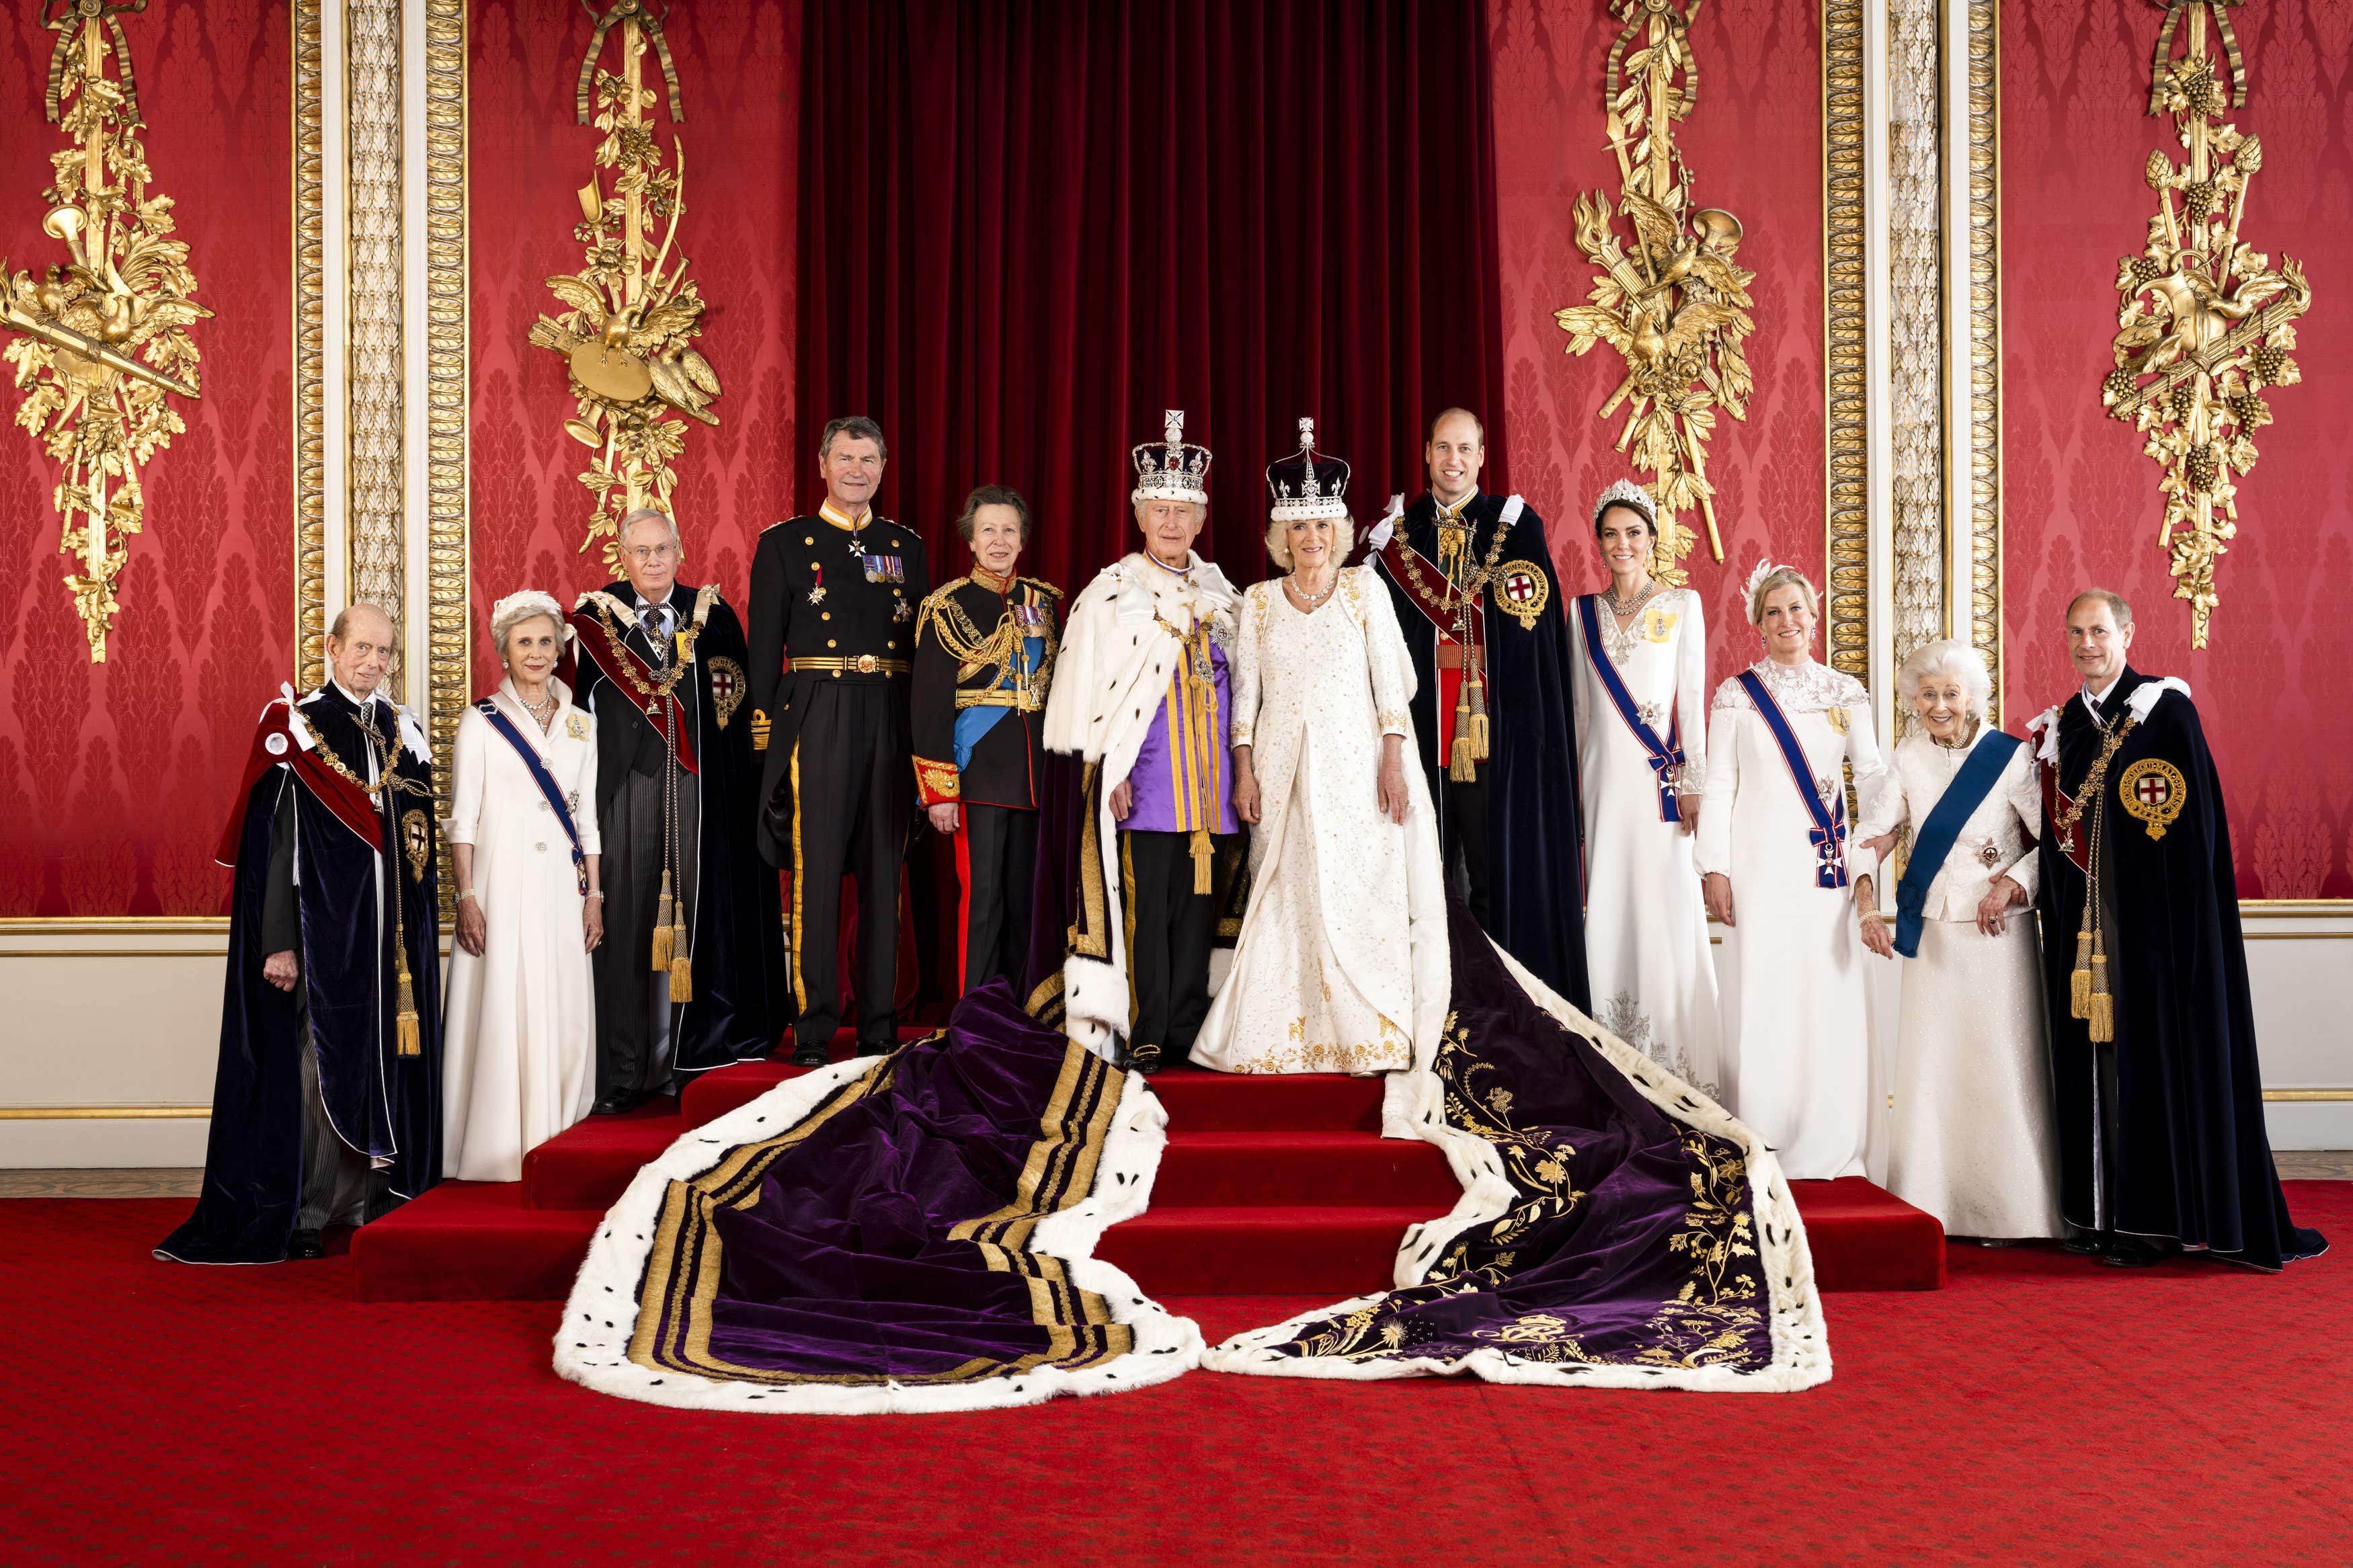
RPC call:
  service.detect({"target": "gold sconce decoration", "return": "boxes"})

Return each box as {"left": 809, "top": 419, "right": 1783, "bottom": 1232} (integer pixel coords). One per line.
{"left": 2102, "top": 0, "right": 2311, "bottom": 649}
{"left": 529, "top": 0, "right": 721, "bottom": 572}
{"left": 1552, "top": 0, "right": 1755, "bottom": 585}
{"left": 3, "top": 0, "right": 210, "bottom": 662}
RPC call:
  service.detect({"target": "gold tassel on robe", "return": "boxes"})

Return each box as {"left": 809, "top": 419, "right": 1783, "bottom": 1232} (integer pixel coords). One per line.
{"left": 2087, "top": 930, "right": 2114, "bottom": 1042}
{"left": 668, "top": 927, "right": 694, "bottom": 1001}
{"left": 1449, "top": 679, "right": 1478, "bottom": 782}
{"left": 651, "top": 869, "right": 676, "bottom": 971}
{"left": 1466, "top": 669, "right": 1490, "bottom": 764}
{"left": 1191, "top": 827, "right": 1213, "bottom": 895}
{"left": 393, "top": 944, "right": 422, "bottom": 1057}
{"left": 2071, "top": 921, "right": 2094, "bottom": 1019}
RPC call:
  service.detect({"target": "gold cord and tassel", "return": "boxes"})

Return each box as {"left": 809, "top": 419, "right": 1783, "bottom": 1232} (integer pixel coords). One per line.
{"left": 2061, "top": 717, "right": 2135, "bottom": 1044}
{"left": 393, "top": 944, "right": 422, "bottom": 1057}
{"left": 1466, "top": 659, "right": 1491, "bottom": 764}
{"left": 1450, "top": 675, "right": 1478, "bottom": 782}
{"left": 2070, "top": 919, "right": 2094, "bottom": 1019}
{"left": 2087, "top": 930, "right": 2114, "bottom": 1042}
{"left": 1191, "top": 827, "right": 1213, "bottom": 895}
{"left": 651, "top": 869, "right": 676, "bottom": 971}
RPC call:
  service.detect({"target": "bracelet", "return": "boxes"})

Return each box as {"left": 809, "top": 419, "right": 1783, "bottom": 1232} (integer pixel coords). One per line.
{"left": 585, "top": 891, "right": 605, "bottom": 901}
{"left": 457, "top": 889, "right": 479, "bottom": 905}
{"left": 1858, "top": 909, "right": 1886, "bottom": 925}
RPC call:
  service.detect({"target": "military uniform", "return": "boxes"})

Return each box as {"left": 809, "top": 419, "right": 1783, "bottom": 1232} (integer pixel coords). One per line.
{"left": 910, "top": 567, "right": 1060, "bottom": 995}
{"left": 750, "top": 500, "right": 931, "bottom": 1054}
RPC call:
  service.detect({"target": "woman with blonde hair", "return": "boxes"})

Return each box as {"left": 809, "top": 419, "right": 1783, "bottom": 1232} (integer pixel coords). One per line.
{"left": 1853, "top": 638, "right": 2059, "bottom": 1241}
{"left": 1695, "top": 563, "right": 1886, "bottom": 1178}
{"left": 442, "top": 591, "right": 603, "bottom": 1182}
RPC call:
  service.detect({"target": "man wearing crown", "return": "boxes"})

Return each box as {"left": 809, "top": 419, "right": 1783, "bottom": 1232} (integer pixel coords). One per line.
{"left": 569, "top": 507, "right": 782, "bottom": 1113}
{"left": 2030, "top": 587, "right": 2323, "bottom": 1271}
{"left": 751, "top": 417, "right": 932, "bottom": 1066}
{"left": 1043, "top": 411, "right": 1246, "bottom": 1071}
{"left": 1369, "top": 408, "right": 1591, "bottom": 1009}
{"left": 157, "top": 604, "right": 443, "bottom": 1264}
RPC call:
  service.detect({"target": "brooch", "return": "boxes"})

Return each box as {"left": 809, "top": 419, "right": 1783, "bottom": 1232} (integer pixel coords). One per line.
{"left": 1977, "top": 841, "right": 2003, "bottom": 867}
{"left": 2120, "top": 757, "right": 2187, "bottom": 840}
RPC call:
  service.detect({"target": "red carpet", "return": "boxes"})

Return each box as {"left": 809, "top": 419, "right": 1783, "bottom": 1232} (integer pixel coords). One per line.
{"left": 12, "top": 1188, "right": 2346, "bottom": 1565}
{"left": 354, "top": 1057, "right": 1946, "bottom": 1301}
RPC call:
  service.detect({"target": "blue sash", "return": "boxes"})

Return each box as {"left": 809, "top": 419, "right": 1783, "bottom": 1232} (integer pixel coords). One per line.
{"left": 1735, "top": 670, "right": 1848, "bottom": 890}
{"left": 951, "top": 633, "right": 1047, "bottom": 770}
{"left": 1577, "top": 594, "right": 1684, "bottom": 821}
{"left": 477, "top": 700, "right": 588, "bottom": 895}
{"left": 1892, "top": 729, "right": 2022, "bottom": 957}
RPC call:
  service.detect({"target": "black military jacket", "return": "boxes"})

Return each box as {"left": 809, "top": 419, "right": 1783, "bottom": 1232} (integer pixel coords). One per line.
{"left": 910, "top": 569, "right": 1060, "bottom": 810}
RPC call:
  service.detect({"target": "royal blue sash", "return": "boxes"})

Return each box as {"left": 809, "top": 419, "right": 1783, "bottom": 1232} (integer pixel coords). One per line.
{"left": 477, "top": 700, "right": 588, "bottom": 895}
{"left": 1577, "top": 594, "right": 1684, "bottom": 821}
{"left": 1892, "top": 729, "right": 2022, "bottom": 957}
{"left": 1736, "top": 670, "right": 1847, "bottom": 890}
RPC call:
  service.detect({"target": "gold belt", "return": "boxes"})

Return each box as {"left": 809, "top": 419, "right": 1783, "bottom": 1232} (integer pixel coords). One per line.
{"left": 955, "top": 689, "right": 1042, "bottom": 712}
{"left": 787, "top": 655, "right": 910, "bottom": 675}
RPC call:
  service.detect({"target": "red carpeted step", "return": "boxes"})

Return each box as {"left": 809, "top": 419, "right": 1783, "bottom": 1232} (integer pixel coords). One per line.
{"left": 1098, "top": 1205, "right": 1431, "bottom": 1296}
{"left": 1155, "top": 1130, "right": 1458, "bottom": 1208}
{"left": 1146, "top": 1071, "right": 1384, "bottom": 1131}
{"left": 522, "top": 1116, "right": 681, "bottom": 1210}
{"left": 678, "top": 1028, "right": 936, "bottom": 1126}
{"left": 351, "top": 1182, "right": 596, "bottom": 1302}
{"left": 1788, "top": 1176, "right": 1946, "bottom": 1290}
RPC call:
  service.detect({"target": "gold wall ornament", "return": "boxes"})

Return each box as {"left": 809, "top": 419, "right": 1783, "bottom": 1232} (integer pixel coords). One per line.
{"left": 1552, "top": 0, "right": 1755, "bottom": 585}
{"left": 3, "top": 0, "right": 210, "bottom": 662}
{"left": 2102, "top": 0, "right": 2311, "bottom": 648}
{"left": 528, "top": 0, "right": 720, "bottom": 573}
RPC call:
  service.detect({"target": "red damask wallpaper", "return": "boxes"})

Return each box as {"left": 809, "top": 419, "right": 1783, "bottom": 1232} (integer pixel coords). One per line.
{"left": 1490, "top": 0, "right": 1829, "bottom": 694}
{"left": 2003, "top": 1, "right": 2353, "bottom": 897}
{"left": 0, "top": 4, "right": 293, "bottom": 916}
{"left": 467, "top": 0, "right": 802, "bottom": 690}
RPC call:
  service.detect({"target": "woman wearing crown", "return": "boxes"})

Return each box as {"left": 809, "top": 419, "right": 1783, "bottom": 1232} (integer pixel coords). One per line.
{"left": 1694, "top": 563, "right": 1887, "bottom": 1179}
{"left": 1192, "top": 422, "right": 1448, "bottom": 1122}
{"left": 1567, "top": 481, "right": 1722, "bottom": 1097}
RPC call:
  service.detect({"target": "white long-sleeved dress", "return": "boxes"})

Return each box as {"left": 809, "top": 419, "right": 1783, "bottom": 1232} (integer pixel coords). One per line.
{"left": 1694, "top": 657, "right": 1886, "bottom": 1180}
{"left": 1192, "top": 568, "right": 1448, "bottom": 1102}
{"left": 441, "top": 679, "right": 601, "bottom": 1182}
{"left": 1568, "top": 587, "right": 1722, "bottom": 1097}
{"left": 1853, "top": 728, "right": 2062, "bottom": 1238}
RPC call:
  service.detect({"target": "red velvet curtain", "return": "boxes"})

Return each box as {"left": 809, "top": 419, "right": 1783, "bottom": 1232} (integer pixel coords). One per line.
{"left": 793, "top": 0, "right": 1511, "bottom": 588}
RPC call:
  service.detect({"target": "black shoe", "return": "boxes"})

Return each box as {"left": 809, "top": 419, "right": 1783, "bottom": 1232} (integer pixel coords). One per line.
{"left": 591, "top": 1090, "right": 639, "bottom": 1116}
{"left": 789, "top": 1044, "right": 829, "bottom": 1067}
{"left": 2102, "top": 1237, "right": 2176, "bottom": 1268}
{"left": 287, "top": 1229, "right": 325, "bottom": 1261}
{"left": 854, "top": 1040, "right": 894, "bottom": 1058}
{"left": 2061, "top": 1229, "right": 2111, "bottom": 1256}
{"left": 1130, "top": 1042, "right": 1164, "bottom": 1076}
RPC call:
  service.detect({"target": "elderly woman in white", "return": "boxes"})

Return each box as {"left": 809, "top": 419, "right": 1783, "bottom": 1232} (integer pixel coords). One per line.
{"left": 1193, "top": 422, "right": 1447, "bottom": 1119}
{"left": 442, "top": 591, "right": 604, "bottom": 1182}
{"left": 1696, "top": 563, "right": 1886, "bottom": 1180}
{"left": 1853, "top": 640, "right": 2060, "bottom": 1241}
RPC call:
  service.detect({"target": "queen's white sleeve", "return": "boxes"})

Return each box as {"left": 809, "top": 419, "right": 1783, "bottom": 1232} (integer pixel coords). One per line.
{"left": 444, "top": 707, "right": 485, "bottom": 848}
{"left": 1693, "top": 702, "right": 1740, "bottom": 878}
{"left": 1230, "top": 587, "right": 1265, "bottom": 747}
{"left": 1362, "top": 573, "right": 1413, "bottom": 737}
{"left": 1674, "top": 591, "right": 1709, "bottom": 797}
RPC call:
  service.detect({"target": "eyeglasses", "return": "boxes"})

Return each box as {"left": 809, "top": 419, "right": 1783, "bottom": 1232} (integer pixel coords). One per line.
{"left": 624, "top": 545, "right": 678, "bottom": 563}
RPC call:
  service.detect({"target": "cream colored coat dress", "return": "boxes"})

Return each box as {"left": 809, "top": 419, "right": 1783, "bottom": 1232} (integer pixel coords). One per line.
{"left": 1191, "top": 569, "right": 1449, "bottom": 1123}
{"left": 441, "top": 679, "right": 601, "bottom": 1182}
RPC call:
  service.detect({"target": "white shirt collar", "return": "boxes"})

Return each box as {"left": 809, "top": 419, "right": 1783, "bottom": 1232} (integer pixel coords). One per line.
{"left": 329, "top": 675, "right": 381, "bottom": 712}
{"left": 2081, "top": 671, "right": 2124, "bottom": 710}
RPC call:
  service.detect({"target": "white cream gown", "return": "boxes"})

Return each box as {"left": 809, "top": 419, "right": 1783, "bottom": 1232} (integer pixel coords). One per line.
{"left": 1694, "top": 657, "right": 1886, "bottom": 1180}
{"left": 1193, "top": 567, "right": 1448, "bottom": 1094}
{"left": 1568, "top": 587, "right": 1723, "bottom": 1098}
{"left": 441, "top": 679, "right": 601, "bottom": 1182}
{"left": 1853, "top": 728, "right": 2062, "bottom": 1238}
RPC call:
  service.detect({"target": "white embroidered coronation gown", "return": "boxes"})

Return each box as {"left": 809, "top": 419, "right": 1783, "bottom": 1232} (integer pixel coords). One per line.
{"left": 441, "top": 679, "right": 601, "bottom": 1182}
{"left": 1192, "top": 568, "right": 1448, "bottom": 1104}
{"left": 1695, "top": 658, "right": 1886, "bottom": 1180}
{"left": 1853, "top": 728, "right": 2061, "bottom": 1238}
{"left": 1568, "top": 587, "right": 1722, "bottom": 1096}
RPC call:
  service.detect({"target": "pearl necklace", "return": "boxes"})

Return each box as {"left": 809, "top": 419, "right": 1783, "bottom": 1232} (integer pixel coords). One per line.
{"left": 1285, "top": 571, "right": 1336, "bottom": 610}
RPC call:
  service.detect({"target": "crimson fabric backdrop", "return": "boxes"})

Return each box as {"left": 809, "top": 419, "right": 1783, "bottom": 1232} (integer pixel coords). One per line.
{"left": 2003, "top": 1, "right": 2353, "bottom": 897}
{"left": 468, "top": 0, "right": 802, "bottom": 687}
{"left": 793, "top": 0, "right": 1510, "bottom": 591}
{"left": 0, "top": 3, "right": 293, "bottom": 917}
{"left": 1490, "top": 0, "right": 1829, "bottom": 694}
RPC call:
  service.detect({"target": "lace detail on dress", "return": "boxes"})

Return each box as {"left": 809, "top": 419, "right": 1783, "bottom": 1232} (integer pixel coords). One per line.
{"left": 1599, "top": 990, "right": 1718, "bottom": 1102}
{"left": 1592, "top": 586, "right": 1675, "bottom": 667}
{"left": 1710, "top": 657, "right": 1867, "bottom": 714}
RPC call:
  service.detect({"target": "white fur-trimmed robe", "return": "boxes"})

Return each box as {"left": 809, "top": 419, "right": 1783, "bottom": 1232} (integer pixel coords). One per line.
{"left": 1042, "top": 550, "right": 1240, "bottom": 1058}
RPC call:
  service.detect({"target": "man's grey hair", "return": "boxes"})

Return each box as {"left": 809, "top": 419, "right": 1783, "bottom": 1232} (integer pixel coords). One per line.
{"left": 327, "top": 602, "right": 395, "bottom": 643}
{"left": 2067, "top": 587, "right": 2132, "bottom": 626}
{"left": 818, "top": 415, "right": 888, "bottom": 462}
{"left": 618, "top": 507, "right": 684, "bottom": 555}
{"left": 1895, "top": 637, "right": 1993, "bottom": 716}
